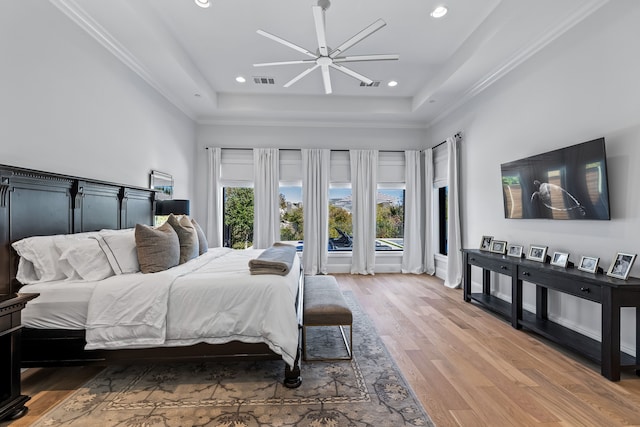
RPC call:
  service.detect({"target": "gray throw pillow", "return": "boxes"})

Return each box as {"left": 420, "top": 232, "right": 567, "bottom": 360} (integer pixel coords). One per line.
{"left": 191, "top": 218, "right": 209, "bottom": 255}
{"left": 167, "top": 214, "right": 199, "bottom": 264}
{"left": 134, "top": 222, "right": 180, "bottom": 273}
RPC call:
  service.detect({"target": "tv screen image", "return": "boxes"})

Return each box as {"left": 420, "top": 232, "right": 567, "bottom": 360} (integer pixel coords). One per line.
{"left": 501, "top": 138, "right": 610, "bottom": 220}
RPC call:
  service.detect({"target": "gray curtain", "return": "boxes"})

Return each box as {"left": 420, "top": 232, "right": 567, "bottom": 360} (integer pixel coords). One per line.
{"left": 206, "top": 147, "right": 222, "bottom": 247}
{"left": 253, "top": 148, "right": 280, "bottom": 249}
{"left": 423, "top": 149, "right": 435, "bottom": 275}
{"left": 401, "top": 150, "right": 424, "bottom": 273}
{"left": 445, "top": 136, "right": 462, "bottom": 288}
{"left": 350, "top": 149, "right": 378, "bottom": 275}
{"left": 302, "top": 149, "right": 330, "bottom": 275}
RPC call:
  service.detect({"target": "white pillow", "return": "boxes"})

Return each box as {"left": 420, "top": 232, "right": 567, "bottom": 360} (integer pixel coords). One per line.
{"left": 95, "top": 229, "right": 140, "bottom": 274}
{"left": 12, "top": 235, "right": 67, "bottom": 283}
{"left": 56, "top": 238, "right": 114, "bottom": 281}
{"left": 16, "top": 257, "right": 40, "bottom": 285}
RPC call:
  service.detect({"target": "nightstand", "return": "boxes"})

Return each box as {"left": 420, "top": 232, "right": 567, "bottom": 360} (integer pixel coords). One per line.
{"left": 0, "top": 293, "right": 38, "bottom": 421}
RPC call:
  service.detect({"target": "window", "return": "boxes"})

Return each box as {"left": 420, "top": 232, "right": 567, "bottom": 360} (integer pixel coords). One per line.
{"left": 376, "top": 188, "right": 404, "bottom": 251}
{"left": 438, "top": 186, "right": 448, "bottom": 255}
{"left": 280, "top": 186, "right": 303, "bottom": 249}
{"left": 223, "top": 187, "right": 254, "bottom": 249}
{"left": 326, "top": 187, "right": 405, "bottom": 252}
{"left": 328, "top": 187, "right": 353, "bottom": 251}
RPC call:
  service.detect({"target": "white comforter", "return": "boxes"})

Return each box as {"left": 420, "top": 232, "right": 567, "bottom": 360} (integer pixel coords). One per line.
{"left": 84, "top": 247, "right": 300, "bottom": 367}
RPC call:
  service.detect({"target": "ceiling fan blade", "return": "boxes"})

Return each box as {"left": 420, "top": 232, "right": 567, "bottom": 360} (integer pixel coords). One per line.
{"left": 283, "top": 64, "right": 320, "bottom": 88}
{"left": 329, "top": 63, "right": 373, "bottom": 85}
{"left": 253, "top": 59, "right": 316, "bottom": 67}
{"left": 321, "top": 64, "right": 332, "bottom": 94}
{"left": 332, "top": 54, "right": 399, "bottom": 63}
{"left": 329, "top": 19, "right": 386, "bottom": 58}
{"left": 256, "top": 29, "right": 317, "bottom": 58}
{"left": 312, "top": 6, "right": 329, "bottom": 57}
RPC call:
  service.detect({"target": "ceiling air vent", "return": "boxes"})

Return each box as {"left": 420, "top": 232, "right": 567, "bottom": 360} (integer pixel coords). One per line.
{"left": 253, "top": 76, "right": 276, "bottom": 85}
{"left": 359, "top": 81, "right": 381, "bottom": 87}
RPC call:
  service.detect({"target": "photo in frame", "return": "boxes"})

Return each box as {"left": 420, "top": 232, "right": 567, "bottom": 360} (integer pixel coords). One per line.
{"left": 550, "top": 252, "right": 570, "bottom": 268}
{"left": 489, "top": 240, "right": 507, "bottom": 255}
{"left": 150, "top": 170, "right": 174, "bottom": 200}
{"left": 527, "top": 245, "right": 548, "bottom": 263}
{"left": 507, "top": 244, "right": 523, "bottom": 258}
{"left": 578, "top": 256, "right": 599, "bottom": 274}
{"left": 479, "top": 236, "right": 493, "bottom": 251}
{"left": 607, "top": 252, "right": 637, "bottom": 280}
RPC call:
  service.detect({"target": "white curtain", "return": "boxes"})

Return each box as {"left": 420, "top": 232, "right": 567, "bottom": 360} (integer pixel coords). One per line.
{"left": 302, "top": 149, "right": 330, "bottom": 275}
{"left": 445, "top": 136, "right": 462, "bottom": 288}
{"left": 253, "top": 148, "right": 280, "bottom": 249}
{"left": 423, "top": 149, "right": 435, "bottom": 275}
{"left": 401, "top": 150, "right": 423, "bottom": 274}
{"left": 350, "top": 150, "right": 378, "bottom": 275}
{"left": 206, "top": 147, "right": 222, "bottom": 247}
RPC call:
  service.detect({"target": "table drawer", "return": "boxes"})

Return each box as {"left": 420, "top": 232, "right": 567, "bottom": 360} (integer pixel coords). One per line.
{"left": 518, "top": 268, "right": 602, "bottom": 302}
{"left": 468, "top": 255, "right": 514, "bottom": 274}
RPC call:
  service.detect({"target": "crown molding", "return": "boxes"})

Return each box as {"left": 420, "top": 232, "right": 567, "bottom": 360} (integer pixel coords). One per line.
{"left": 196, "top": 116, "right": 429, "bottom": 130}
{"left": 427, "top": 0, "right": 610, "bottom": 128}
{"left": 48, "top": 0, "right": 196, "bottom": 120}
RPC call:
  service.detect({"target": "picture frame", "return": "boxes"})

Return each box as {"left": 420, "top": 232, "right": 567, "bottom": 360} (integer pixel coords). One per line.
{"left": 506, "top": 244, "right": 523, "bottom": 258}
{"left": 550, "top": 252, "right": 570, "bottom": 268}
{"left": 527, "top": 245, "right": 548, "bottom": 263}
{"left": 489, "top": 240, "right": 507, "bottom": 255}
{"left": 606, "top": 252, "right": 637, "bottom": 280}
{"left": 479, "top": 236, "right": 493, "bottom": 251}
{"left": 578, "top": 256, "right": 599, "bottom": 274}
{"left": 150, "top": 170, "right": 174, "bottom": 200}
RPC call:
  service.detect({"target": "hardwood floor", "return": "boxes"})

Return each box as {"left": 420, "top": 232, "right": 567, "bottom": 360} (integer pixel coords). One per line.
{"left": 4, "top": 273, "right": 640, "bottom": 426}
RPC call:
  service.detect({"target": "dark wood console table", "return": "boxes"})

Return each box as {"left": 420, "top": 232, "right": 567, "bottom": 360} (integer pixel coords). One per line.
{"left": 462, "top": 249, "right": 640, "bottom": 381}
{"left": 0, "top": 293, "right": 38, "bottom": 421}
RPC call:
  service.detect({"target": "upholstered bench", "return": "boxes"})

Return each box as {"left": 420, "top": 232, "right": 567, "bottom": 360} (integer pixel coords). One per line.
{"left": 303, "top": 275, "right": 353, "bottom": 361}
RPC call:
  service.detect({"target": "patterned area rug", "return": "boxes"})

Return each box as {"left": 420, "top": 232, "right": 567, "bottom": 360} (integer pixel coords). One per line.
{"left": 33, "top": 291, "right": 433, "bottom": 427}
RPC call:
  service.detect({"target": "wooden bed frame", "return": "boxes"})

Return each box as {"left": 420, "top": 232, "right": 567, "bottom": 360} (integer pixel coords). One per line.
{"left": 0, "top": 164, "right": 303, "bottom": 388}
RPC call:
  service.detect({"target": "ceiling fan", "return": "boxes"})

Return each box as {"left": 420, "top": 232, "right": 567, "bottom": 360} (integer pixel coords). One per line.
{"left": 253, "top": 0, "right": 399, "bottom": 94}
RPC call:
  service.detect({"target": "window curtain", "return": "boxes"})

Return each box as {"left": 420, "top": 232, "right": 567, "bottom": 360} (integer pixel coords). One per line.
{"left": 350, "top": 149, "right": 378, "bottom": 275}
{"left": 423, "top": 149, "right": 435, "bottom": 275}
{"left": 401, "top": 150, "right": 423, "bottom": 274}
{"left": 253, "top": 148, "right": 280, "bottom": 249}
{"left": 302, "top": 149, "right": 330, "bottom": 275}
{"left": 445, "top": 136, "right": 462, "bottom": 288}
{"left": 206, "top": 147, "right": 222, "bottom": 247}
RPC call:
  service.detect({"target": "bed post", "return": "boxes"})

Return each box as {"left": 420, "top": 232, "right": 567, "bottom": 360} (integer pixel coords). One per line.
{"left": 284, "top": 264, "right": 304, "bottom": 388}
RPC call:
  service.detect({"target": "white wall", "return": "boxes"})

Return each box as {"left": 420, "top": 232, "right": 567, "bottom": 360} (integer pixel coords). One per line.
{"left": 0, "top": 1, "right": 196, "bottom": 199}
{"left": 429, "top": 1, "right": 640, "bottom": 353}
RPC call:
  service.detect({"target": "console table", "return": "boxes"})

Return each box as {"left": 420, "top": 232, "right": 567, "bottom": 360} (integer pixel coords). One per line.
{"left": 462, "top": 249, "right": 640, "bottom": 381}
{"left": 0, "top": 293, "right": 38, "bottom": 421}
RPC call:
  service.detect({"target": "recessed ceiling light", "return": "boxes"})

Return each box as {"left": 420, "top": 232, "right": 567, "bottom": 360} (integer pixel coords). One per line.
{"left": 387, "top": 80, "right": 398, "bottom": 87}
{"left": 430, "top": 5, "right": 448, "bottom": 18}
{"left": 235, "top": 76, "right": 246, "bottom": 83}
{"left": 194, "top": 0, "right": 210, "bottom": 8}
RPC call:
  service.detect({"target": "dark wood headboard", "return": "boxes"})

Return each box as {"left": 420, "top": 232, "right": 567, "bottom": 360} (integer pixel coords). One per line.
{"left": 0, "top": 165, "right": 156, "bottom": 295}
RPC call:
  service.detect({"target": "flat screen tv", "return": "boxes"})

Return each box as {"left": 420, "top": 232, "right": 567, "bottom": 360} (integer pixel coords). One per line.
{"left": 501, "top": 138, "right": 610, "bottom": 220}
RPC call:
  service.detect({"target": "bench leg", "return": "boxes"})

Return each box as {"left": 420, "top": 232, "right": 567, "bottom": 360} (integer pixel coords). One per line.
{"left": 303, "top": 324, "right": 352, "bottom": 361}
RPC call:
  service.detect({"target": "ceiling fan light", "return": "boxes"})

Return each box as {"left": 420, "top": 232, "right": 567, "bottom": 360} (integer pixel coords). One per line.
{"left": 194, "top": 0, "right": 210, "bottom": 9}
{"left": 430, "top": 6, "right": 448, "bottom": 18}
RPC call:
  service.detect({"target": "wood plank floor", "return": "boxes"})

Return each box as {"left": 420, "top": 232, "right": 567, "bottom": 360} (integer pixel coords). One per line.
{"left": 4, "top": 273, "right": 640, "bottom": 426}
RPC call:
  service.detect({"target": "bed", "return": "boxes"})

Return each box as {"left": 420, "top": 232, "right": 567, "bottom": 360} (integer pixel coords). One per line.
{"left": 0, "top": 165, "right": 304, "bottom": 388}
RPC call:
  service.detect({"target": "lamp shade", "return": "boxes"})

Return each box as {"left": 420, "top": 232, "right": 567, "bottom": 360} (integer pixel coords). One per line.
{"left": 156, "top": 199, "right": 190, "bottom": 216}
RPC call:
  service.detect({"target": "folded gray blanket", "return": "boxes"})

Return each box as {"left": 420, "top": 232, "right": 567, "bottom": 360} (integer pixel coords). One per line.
{"left": 249, "top": 242, "right": 297, "bottom": 275}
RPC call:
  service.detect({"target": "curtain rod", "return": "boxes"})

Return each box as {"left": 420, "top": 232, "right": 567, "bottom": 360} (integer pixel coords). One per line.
{"left": 431, "top": 132, "right": 462, "bottom": 150}
{"left": 206, "top": 147, "right": 409, "bottom": 153}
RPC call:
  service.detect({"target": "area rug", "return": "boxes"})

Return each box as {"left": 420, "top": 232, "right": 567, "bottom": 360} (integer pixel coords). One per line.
{"left": 33, "top": 291, "right": 434, "bottom": 427}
